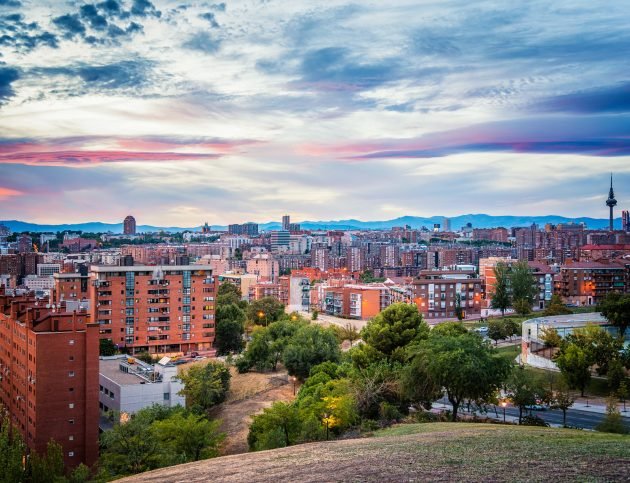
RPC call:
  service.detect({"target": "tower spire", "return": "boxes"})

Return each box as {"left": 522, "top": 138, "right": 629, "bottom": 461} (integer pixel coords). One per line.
{"left": 606, "top": 173, "right": 617, "bottom": 231}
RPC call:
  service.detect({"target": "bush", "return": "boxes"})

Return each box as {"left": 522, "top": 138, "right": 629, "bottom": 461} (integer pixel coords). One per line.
{"left": 234, "top": 356, "right": 252, "bottom": 374}
{"left": 413, "top": 411, "right": 440, "bottom": 423}
{"left": 520, "top": 415, "right": 549, "bottom": 427}
{"left": 596, "top": 400, "right": 629, "bottom": 434}
{"left": 379, "top": 402, "right": 402, "bottom": 422}
{"left": 359, "top": 419, "right": 380, "bottom": 433}
{"left": 312, "top": 310, "right": 319, "bottom": 321}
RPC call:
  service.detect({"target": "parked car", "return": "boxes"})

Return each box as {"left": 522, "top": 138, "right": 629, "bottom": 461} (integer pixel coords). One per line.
{"left": 524, "top": 404, "right": 547, "bottom": 411}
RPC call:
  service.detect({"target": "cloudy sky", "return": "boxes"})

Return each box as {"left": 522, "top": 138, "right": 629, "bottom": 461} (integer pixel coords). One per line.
{"left": 1, "top": 0, "right": 629, "bottom": 226}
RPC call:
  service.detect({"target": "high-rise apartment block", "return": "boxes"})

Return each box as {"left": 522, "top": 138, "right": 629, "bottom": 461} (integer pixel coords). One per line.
{"left": 123, "top": 215, "right": 137, "bottom": 235}
{"left": 0, "top": 291, "right": 99, "bottom": 467}
{"left": 228, "top": 222, "right": 259, "bottom": 236}
{"left": 282, "top": 215, "right": 290, "bottom": 231}
{"left": 623, "top": 210, "right": 630, "bottom": 232}
{"left": 89, "top": 265, "right": 217, "bottom": 354}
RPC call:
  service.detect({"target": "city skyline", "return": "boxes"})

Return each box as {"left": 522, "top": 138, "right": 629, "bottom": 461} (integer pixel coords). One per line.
{"left": 1, "top": 1, "right": 630, "bottom": 225}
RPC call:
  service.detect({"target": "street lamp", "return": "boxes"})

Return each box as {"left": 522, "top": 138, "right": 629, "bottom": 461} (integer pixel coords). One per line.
{"left": 291, "top": 376, "right": 297, "bottom": 396}
{"left": 258, "top": 311, "right": 267, "bottom": 326}
{"left": 501, "top": 401, "right": 507, "bottom": 423}
{"left": 323, "top": 413, "right": 330, "bottom": 441}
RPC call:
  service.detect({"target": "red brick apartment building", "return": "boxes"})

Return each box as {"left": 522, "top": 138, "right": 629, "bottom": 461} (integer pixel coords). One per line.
{"left": 412, "top": 271, "right": 483, "bottom": 319}
{"left": 90, "top": 265, "right": 217, "bottom": 355}
{"left": 555, "top": 261, "right": 628, "bottom": 306}
{"left": 0, "top": 290, "right": 99, "bottom": 467}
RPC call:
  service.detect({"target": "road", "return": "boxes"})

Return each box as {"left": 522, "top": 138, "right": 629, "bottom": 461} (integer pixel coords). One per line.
{"left": 437, "top": 397, "right": 630, "bottom": 430}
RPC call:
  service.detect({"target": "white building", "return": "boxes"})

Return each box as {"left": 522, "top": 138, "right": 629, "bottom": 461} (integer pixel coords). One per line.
{"left": 99, "top": 355, "right": 185, "bottom": 415}
{"left": 23, "top": 275, "right": 55, "bottom": 292}
{"left": 37, "top": 263, "right": 61, "bottom": 277}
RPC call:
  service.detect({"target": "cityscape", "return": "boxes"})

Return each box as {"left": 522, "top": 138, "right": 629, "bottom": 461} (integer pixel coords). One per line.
{"left": 1, "top": 0, "right": 630, "bottom": 482}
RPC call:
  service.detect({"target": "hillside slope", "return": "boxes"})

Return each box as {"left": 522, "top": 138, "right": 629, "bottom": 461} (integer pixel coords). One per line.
{"left": 121, "top": 423, "right": 630, "bottom": 482}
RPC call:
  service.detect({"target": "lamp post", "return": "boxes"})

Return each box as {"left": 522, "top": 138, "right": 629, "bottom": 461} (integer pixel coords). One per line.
{"left": 501, "top": 401, "right": 507, "bottom": 423}
{"left": 258, "top": 311, "right": 267, "bottom": 326}
{"left": 291, "top": 376, "right": 297, "bottom": 396}
{"left": 323, "top": 413, "right": 330, "bottom": 441}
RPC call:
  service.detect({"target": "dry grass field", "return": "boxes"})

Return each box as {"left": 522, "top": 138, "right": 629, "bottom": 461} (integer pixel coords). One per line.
{"left": 122, "top": 422, "right": 630, "bottom": 483}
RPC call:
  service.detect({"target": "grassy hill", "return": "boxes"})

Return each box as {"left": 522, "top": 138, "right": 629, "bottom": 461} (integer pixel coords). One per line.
{"left": 121, "top": 423, "right": 629, "bottom": 482}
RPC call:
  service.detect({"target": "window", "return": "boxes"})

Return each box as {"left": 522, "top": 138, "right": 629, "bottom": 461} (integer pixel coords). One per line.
{"left": 164, "top": 392, "right": 170, "bottom": 400}
{"left": 68, "top": 403, "right": 74, "bottom": 409}
{"left": 69, "top": 436, "right": 74, "bottom": 441}
{"left": 68, "top": 371, "right": 75, "bottom": 377}
{"left": 68, "top": 452, "right": 74, "bottom": 457}
{"left": 68, "top": 419, "right": 75, "bottom": 424}
{"left": 69, "top": 356, "right": 74, "bottom": 361}
{"left": 69, "top": 340, "right": 75, "bottom": 345}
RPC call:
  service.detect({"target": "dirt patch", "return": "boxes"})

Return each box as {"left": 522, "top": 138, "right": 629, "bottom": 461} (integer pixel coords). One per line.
{"left": 210, "top": 369, "right": 296, "bottom": 455}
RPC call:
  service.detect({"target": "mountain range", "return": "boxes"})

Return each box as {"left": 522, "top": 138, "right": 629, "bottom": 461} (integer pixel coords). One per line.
{"left": 0, "top": 214, "right": 622, "bottom": 234}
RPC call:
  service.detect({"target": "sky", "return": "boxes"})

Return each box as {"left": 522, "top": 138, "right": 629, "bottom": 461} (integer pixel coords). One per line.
{"left": 1, "top": 0, "right": 629, "bottom": 226}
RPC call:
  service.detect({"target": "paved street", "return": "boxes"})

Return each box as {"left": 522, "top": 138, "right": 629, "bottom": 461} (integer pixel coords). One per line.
{"left": 437, "top": 397, "right": 630, "bottom": 430}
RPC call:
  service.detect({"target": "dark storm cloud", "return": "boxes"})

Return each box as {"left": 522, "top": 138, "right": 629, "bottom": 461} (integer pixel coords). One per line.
{"left": 0, "top": 66, "right": 19, "bottom": 101}
{"left": 295, "top": 47, "right": 398, "bottom": 91}
{"left": 0, "top": 0, "right": 21, "bottom": 7}
{"left": 131, "top": 0, "right": 161, "bottom": 18}
{"left": 182, "top": 31, "right": 221, "bottom": 53}
{"left": 52, "top": 13, "right": 86, "bottom": 39}
{"left": 0, "top": 13, "right": 58, "bottom": 51}
{"left": 80, "top": 4, "right": 108, "bottom": 30}
{"left": 534, "top": 82, "right": 630, "bottom": 114}
{"left": 199, "top": 12, "right": 218, "bottom": 28}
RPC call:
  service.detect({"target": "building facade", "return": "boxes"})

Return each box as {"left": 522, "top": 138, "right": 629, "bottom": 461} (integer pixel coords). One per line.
{"left": 89, "top": 265, "right": 217, "bottom": 354}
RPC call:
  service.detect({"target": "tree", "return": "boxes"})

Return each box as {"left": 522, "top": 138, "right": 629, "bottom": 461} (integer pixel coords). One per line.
{"left": 541, "top": 327, "right": 563, "bottom": 348}
{"left": 360, "top": 303, "right": 429, "bottom": 359}
{"left": 491, "top": 262, "right": 511, "bottom": 315}
{"left": 216, "top": 283, "right": 244, "bottom": 308}
{"left": 28, "top": 440, "right": 66, "bottom": 483}
{"left": 454, "top": 293, "right": 464, "bottom": 321}
{"left": 607, "top": 359, "right": 626, "bottom": 393}
{"left": 505, "top": 368, "right": 549, "bottom": 424}
{"left": 543, "top": 294, "right": 572, "bottom": 316}
{"left": 0, "top": 412, "right": 26, "bottom": 483}
{"left": 267, "top": 318, "right": 307, "bottom": 371}
{"left": 595, "top": 398, "right": 629, "bottom": 434}
{"left": 618, "top": 381, "right": 628, "bottom": 413}
{"left": 312, "top": 310, "right": 318, "bottom": 321}
{"left": 503, "top": 318, "right": 521, "bottom": 340}
{"left": 283, "top": 325, "right": 340, "bottom": 380}
{"left": 406, "top": 332, "right": 512, "bottom": 421}
{"left": 353, "top": 362, "right": 405, "bottom": 420}
{"left": 565, "top": 325, "right": 622, "bottom": 376}
{"left": 338, "top": 323, "right": 360, "bottom": 347}
{"left": 215, "top": 303, "right": 246, "bottom": 355}
{"left": 247, "top": 297, "right": 285, "bottom": 325}
{"left": 100, "top": 338, "right": 117, "bottom": 356}
{"left": 555, "top": 344, "right": 591, "bottom": 396}
{"left": 152, "top": 412, "right": 225, "bottom": 463}
{"left": 248, "top": 402, "right": 301, "bottom": 451}
{"left": 550, "top": 382, "right": 575, "bottom": 427}
{"left": 100, "top": 408, "right": 163, "bottom": 476}
{"left": 598, "top": 292, "right": 630, "bottom": 338}
{"left": 510, "top": 261, "right": 536, "bottom": 315}
{"left": 487, "top": 319, "right": 505, "bottom": 346}
{"left": 177, "top": 361, "right": 231, "bottom": 412}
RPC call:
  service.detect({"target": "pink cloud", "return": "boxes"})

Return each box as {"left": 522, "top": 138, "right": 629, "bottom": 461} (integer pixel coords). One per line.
{"left": 0, "top": 187, "right": 24, "bottom": 199}
{"left": 0, "top": 150, "right": 217, "bottom": 166}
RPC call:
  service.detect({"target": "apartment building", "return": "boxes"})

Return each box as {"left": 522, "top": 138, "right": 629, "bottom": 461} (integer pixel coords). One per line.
{"left": 323, "top": 284, "right": 389, "bottom": 319}
{"left": 89, "top": 265, "right": 217, "bottom": 355}
{"left": 556, "top": 261, "right": 627, "bottom": 306}
{"left": 0, "top": 292, "right": 99, "bottom": 467}
{"left": 411, "top": 271, "right": 482, "bottom": 319}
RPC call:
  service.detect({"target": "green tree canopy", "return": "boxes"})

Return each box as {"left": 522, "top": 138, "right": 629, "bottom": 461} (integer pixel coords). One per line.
{"left": 360, "top": 303, "right": 429, "bottom": 359}
{"left": 491, "top": 262, "right": 511, "bottom": 315}
{"left": 543, "top": 294, "right": 572, "bottom": 316}
{"left": 177, "top": 361, "right": 231, "bottom": 412}
{"left": 505, "top": 368, "right": 549, "bottom": 423}
{"left": 554, "top": 344, "right": 591, "bottom": 396}
{"left": 283, "top": 325, "right": 341, "bottom": 380}
{"left": 248, "top": 402, "right": 301, "bottom": 451}
{"left": 598, "top": 292, "right": 630, "bottom": 337}
{"left": 215, "top": 303, "right": 246, "bottom": 355}
{"left": 406, "top": 332, "right": 512, "bottom": 420}
{"left": 510, "top": 261, "right": 536, "bottom": 315}
{"left": 247, "top": 297, "right": 285, "bottom": 325}
{"left": 217, "top": 282, "right": 246, "bottom": 308}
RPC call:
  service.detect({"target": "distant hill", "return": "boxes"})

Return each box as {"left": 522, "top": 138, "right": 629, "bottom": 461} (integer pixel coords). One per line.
{"left": 0, "top": 214, "right": 622, "bottom": 233}
{"left": 121, "top": 423, "right": 630, "bottom": 483}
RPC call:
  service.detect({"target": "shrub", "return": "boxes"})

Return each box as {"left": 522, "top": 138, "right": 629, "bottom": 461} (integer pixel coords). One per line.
{"left": 520, "top": 415, "right": 549, "bottom": 427}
